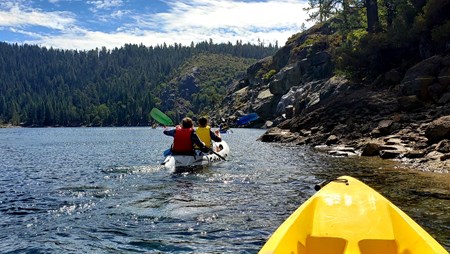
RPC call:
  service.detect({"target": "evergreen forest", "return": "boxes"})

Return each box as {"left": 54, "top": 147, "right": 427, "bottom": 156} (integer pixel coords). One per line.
{"left": 0, "top": 41, "right": 277, "bottom": 127}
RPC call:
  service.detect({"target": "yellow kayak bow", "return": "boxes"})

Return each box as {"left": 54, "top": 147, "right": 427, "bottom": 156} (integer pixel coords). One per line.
{"left": 259, "top": 176, "right": 448, "bottom": 254}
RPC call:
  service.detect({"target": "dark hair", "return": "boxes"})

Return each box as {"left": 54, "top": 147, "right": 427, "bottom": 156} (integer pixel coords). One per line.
{"left": 181, "top": 117, "right": 194, "bottom": 128}
{"left": 198, "top": 116, "right": 208, "bottom": 127}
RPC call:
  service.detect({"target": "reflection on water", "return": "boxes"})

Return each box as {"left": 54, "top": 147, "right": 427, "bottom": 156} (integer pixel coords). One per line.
{"left": 0, "top": 127, "right": 448, "bottom": 253}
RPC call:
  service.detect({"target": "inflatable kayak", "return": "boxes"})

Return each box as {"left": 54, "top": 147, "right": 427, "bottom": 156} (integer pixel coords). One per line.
{"left": 162, "top": 141, "right": 229, "bottom": 172}
{"left": 236, "top": 113, "right": 259, "bottom": 126}
{"left": 259, "top": 176, "right": 447, "bottom": 254}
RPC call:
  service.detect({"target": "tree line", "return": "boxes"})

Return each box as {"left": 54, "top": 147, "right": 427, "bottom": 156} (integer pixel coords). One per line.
{"left": 304, "top": 0, "right": 449, "bottom": 78}
{"left": 305, "top": 0, "right": 449, "bottom": 36}
{"left": 0, "top": 40, "right": 278, "bottom": 127}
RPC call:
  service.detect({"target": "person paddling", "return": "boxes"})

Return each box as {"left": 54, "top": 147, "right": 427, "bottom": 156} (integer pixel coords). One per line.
{"left": 196, "top": 116, "right": 222, "bottom": 152}
{"left": 163, "top": 117, "right": 209, "bottom": 155}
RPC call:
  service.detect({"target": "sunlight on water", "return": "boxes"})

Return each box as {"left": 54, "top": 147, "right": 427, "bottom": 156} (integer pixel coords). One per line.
{"left": 0, "top": 127, "right": 448, "bottom": 253}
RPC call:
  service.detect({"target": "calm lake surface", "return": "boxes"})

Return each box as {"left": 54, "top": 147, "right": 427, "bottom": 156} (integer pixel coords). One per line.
{"left": 0, "top": 127, "right": 449, "bottom": 253}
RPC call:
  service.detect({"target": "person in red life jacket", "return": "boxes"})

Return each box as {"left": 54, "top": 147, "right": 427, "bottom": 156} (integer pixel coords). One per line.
{"left": 163, "top": 117, "right": 209, "bottom": 155}
{"left": 196, "top": 117, "right": 222, "bottom": 151}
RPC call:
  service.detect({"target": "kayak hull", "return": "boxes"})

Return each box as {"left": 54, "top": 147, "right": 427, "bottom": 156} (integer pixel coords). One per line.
{"left": 163, "top": 141, "right": 229, "bottom": 172}
{"left": 259, "top": 176, "right": 447, "bottom": 254}
{"left": 237, "top": 113, "right": 259, "bottom": 126}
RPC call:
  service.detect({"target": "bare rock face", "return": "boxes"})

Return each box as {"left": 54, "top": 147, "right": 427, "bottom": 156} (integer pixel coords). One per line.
{"left": 425, "top": 115, "right": 450, "bottom": 144}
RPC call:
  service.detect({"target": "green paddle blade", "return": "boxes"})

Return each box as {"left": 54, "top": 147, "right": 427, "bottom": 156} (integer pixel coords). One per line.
{"left": 150, "top": 108, "right": 174, "bottom": 126}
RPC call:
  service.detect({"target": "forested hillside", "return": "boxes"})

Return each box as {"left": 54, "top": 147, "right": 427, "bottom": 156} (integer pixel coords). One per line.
{"left": 0, "top": 41, "right": 277, "bottom": 127}
{"left": 157, "top": 53, "right": 257, "bottom": 122}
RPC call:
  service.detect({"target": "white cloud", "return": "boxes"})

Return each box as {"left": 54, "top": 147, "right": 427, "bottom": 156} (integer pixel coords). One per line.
{"left": 10, "top": 27, "right": 44, "bottom": 39}
{"left": 157, "top": 0, "right": 309, "bottom": 31}
{"left": 0, "top": 3, "right": 76, "bottom": 30}
{"left": 126, "top": 0, "right": 311, "bottom": 47}
{"left": 111, "top": 9, "right": 128, "bottom": 18}
{"left": 1, "top": 0, "right": 313, "bottom": 50}
{"left": 88, "top": 0, "right": 123, "bottom": 11}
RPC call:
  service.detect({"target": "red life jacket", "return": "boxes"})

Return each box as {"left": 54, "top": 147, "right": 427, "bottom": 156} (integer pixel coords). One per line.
{"left": 172, "top": 126, "right": 194, "bottom": 154}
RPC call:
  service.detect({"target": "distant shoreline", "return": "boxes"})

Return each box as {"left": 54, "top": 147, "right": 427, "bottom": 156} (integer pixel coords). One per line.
{"left": 0, "top": 124, "right": 19, "bottom": 128}
{"left": 0, "top": 124, "right": 159, "bottom": 128}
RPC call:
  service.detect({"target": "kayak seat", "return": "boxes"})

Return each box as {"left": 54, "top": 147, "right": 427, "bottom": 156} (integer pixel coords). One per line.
{"left": 298, "top": 235, "right": 347, "bottom": 254}
{"left": 358, "top": 239, "right": 397, "bottom": 254}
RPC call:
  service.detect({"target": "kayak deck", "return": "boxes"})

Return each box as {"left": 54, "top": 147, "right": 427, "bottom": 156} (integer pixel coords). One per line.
{"left": 259, "top": 176, "right": 447, "bottom": 254}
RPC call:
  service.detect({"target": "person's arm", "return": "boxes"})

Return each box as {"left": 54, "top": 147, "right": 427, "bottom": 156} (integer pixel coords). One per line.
{"left": 163, "top": 128, "right": 176, "bottom": 137}
{"left": 191, "top": 131, "right": 207, "bottom": 151}
{"left": 210, "top": 130, "right": 222, "bottom": 142}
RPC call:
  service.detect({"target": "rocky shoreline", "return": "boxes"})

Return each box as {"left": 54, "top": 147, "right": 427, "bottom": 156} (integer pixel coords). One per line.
{"left": 211, "top": 21, "right": 450, "bottom": 173}
{"left": 257, "top": 86, "right": 450, "bottom": 173}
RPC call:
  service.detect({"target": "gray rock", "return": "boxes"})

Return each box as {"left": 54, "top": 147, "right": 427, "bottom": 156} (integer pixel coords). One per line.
{"left": 378, "top": 120, "right": 394, "bottom": 135}
{"left": 425, "top": 115, "right": 450, "bottom": 143}
{"left": 361, "top": 142, "right": 381, "bottom": 156}
{"left": 326, "top": 135, "right": 338, "bottom": 145}
{"left": 269, "top": 63, "right": 303, "bottom": 95}
{"left": 400, "top": 55, "right": 443, "bottom": 100}
{"left": 404, "top": 150, "right": 426, "bottom": 158}
{"left": 379, "top": 150, "right": 401, "bottom": 159}
{"left": 438, "top": 93, "right": 450, "bottom": 104}
{"left": 397, "top": 95, "right": 424, "bottom": 111}
{"left": 428, "top": 83, "right": 446, "bottom": 102}
{"left": 436, "top": 139, "right": 450, "bottom": 153}
{"left": 440, "top": 153, "right": 450, "bottom": 161}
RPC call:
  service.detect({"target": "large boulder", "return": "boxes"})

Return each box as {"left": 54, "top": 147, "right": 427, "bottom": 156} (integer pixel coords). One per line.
{"left": 397, "top": 95, "right": 424, "bottom": 111}
{"left": 377, "top": 120, "right": 394, "bottom": 135}
{"left": 361, "top": 142, "right": 382, "bottom": 156}
{"left": 400, "top": 56, "right": 443, "bottom": 100}
{"left": 425, "top": 115, "right": 450, "bottom": 143}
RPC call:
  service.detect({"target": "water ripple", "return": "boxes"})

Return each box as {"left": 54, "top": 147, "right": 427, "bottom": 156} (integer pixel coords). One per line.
{"left": 0, "top": 127, "right": 448, "bottom": 253}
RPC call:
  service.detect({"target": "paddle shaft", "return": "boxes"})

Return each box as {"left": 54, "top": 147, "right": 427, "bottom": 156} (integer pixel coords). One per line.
{"left": 210, "top": 149, "right": 226, "bottom": 161}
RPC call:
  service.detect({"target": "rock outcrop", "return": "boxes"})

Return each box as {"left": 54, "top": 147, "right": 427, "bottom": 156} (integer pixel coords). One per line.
{"left": 212, "top": 22, "right": 450, "bottom": 172}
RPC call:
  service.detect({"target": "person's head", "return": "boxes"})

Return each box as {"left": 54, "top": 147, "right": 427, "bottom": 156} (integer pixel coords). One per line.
{"left": 181, "top": 117, "right": 194, "bottom": 128}
{"left": 198, "top": 116, "right": 208, "bottom": 127}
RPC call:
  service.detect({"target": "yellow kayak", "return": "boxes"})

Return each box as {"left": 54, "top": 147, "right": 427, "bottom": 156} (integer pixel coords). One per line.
{"left": 259, "top": 176, "right": 448, "bottom": 254}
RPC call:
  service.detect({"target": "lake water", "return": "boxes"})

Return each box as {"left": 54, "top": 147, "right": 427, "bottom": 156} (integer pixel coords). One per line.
{"left": 0, "top": 127, "right": 449, "bottom": 253}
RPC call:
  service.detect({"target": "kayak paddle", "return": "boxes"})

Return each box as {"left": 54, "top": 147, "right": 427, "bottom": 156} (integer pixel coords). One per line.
{"left": 150, "top": 107, "right": 174, "bottom": 126}
{"left": 209, "top": 148, "right": 226, "bottom": 161}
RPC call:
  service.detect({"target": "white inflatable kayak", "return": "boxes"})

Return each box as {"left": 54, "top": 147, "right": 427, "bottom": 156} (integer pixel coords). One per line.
{"left": 162, "top": 141, "right": 230, "bottom": 172}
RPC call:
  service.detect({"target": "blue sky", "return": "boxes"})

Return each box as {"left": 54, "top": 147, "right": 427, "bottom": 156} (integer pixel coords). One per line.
{"left": 0, "top": 0, "right": 312, "bottom": 50}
